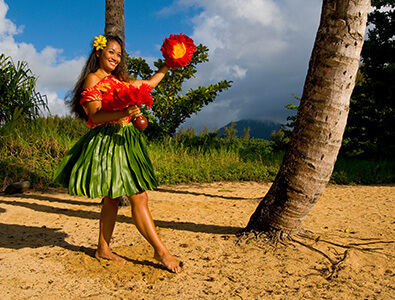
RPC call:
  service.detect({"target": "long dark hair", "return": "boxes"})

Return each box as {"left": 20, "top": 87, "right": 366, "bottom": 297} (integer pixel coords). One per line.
{"left": 66, "top": 35, "right": 129, "bottom": 120}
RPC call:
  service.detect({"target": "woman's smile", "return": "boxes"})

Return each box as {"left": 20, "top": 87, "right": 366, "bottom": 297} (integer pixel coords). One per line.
{"left": 108, "top": 58, "right": 118, "bottom": 68}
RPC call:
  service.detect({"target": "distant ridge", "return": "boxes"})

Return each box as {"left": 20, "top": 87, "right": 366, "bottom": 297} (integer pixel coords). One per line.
{"left": 218, "top": 119, "right": 282, "bottom": 140}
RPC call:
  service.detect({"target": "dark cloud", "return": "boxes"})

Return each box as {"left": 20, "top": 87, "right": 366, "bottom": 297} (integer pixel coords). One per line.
{"left": 179, "top": 0, "right": 322, "bottom": 132}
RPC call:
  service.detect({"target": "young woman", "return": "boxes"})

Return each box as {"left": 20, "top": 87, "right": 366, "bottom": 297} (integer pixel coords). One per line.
{"left": 55, "top": 35, "right": 181, "bottom": 273}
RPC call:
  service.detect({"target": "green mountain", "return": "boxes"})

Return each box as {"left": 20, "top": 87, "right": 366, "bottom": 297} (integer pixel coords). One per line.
{"left": 218, "top": 119, "right": 282, "bottom": 140}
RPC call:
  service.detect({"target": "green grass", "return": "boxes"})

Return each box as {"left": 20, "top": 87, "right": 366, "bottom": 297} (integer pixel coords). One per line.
{"left": 0, "top": 116, "right": 393, "bottom": 190}
{"left": 331, "top": 158, "right": 395, "bottom": 185}
{"left": 0, "top": 116, "right": 88, "bottom": 189}
{"left": 149, "top": 141, "right": 280, "bottom": 184}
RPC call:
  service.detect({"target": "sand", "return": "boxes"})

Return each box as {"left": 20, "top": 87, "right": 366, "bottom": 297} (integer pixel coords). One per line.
{"left": 0, "top": 182, "right": 394, "bottom": 299}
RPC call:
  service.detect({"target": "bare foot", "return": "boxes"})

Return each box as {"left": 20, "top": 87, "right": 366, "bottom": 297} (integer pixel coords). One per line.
{"left": 154, "top": 251, "right": 182, "bottom": 273}
{"left": 95, "top": 249, "right": 126, "bottom": 264}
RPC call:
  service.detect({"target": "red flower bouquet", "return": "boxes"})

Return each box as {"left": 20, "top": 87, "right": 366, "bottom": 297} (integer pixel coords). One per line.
{"left": 113, "top": 83, "right": 153, "bottom": 109}
{"left": 161, "top": 33, "right": 196, "bottom": 69}
{"left": 113, "top": 83, "right": 153, "bottom": 130}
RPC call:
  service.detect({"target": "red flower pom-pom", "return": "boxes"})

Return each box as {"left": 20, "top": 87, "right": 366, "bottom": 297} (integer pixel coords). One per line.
{"left": 113, "top": 83, "right": 153, "bottom": 110}
{"left": 161, "top": 33, "right": 196, "bottom": 69}
{"left": 134, "top": 84, "right": 153, "bottom": 108}
{"left": 112, "top": 83, "right": 153, "bottom": 130}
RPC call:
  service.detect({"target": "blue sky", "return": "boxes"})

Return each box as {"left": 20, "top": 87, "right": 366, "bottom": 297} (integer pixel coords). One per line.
{"left": 6, "top": 0, "right": 201, "bottom": 59}
{"left": 1, "top": 0, "right": 323, "bottom": 132}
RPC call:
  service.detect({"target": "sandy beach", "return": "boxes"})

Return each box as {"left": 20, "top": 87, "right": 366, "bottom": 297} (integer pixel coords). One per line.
{"left": 0, "top": 182, "right": 394, "bottom": 299}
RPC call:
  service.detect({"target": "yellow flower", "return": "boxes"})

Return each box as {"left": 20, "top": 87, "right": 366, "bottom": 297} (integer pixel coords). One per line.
{"left": 172, "top": 42, "right": 187, "bottom": 59}
{"left": 92, "top": 35, "right": 107, "bottom": 50}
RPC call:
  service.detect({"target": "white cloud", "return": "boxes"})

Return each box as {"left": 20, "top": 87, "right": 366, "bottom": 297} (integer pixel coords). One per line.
{"left": 219, "top": 0, "right": 282, "bottom": 27}
{"left": 170, "top": 0, "right": 322, "bottom": 131}
{"left": 0, "top": 0, "right": 84, "bottom": 117}
{"left": 0, "top": 0, "right": 22, "bottom": 37}
{"left": 37, "top": 88, "right": 68, "bottom": 117}
{"left": 0, "top": 0, "right": 323, "bottom": 132}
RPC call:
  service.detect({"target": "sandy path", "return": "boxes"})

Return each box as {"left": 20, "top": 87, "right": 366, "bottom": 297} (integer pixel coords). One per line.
{"left": 0, "top": 182, "right": 394, "bottom": 299}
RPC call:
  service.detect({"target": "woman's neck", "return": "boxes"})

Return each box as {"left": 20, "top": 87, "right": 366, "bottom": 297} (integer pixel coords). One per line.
{"left": 95, "top": 69, "right": 112, "bottom": 80}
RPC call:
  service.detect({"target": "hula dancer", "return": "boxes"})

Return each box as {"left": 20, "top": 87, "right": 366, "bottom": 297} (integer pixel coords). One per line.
{"left": 55, "top": 34, "right": 194, "bottom": 273}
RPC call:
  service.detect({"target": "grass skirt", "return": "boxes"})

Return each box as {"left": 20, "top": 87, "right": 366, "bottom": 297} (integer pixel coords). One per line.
{"left": 54, "top": 123, "right": 157, "bottom": 199}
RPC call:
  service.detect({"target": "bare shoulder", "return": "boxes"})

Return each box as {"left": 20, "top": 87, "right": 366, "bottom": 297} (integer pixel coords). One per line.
{"left": 84, "top": 73, "right": 101, "bottom": 89}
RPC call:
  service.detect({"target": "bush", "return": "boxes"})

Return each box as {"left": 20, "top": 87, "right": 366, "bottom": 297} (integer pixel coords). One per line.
{"left": 0, "top": 116, "right": 393, "bottom": 190}
{"left": 0, "top": 54, "right": 48, "bottom": 124}
{"left": 0, "top": 116, "right": 87, "bottom": 189}
{"left": 331, "top": 158, "right": 395, "bottom": 185}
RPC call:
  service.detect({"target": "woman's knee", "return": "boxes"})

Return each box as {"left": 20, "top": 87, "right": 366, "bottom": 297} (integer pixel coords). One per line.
{"left": 103, "top": 196, "right": 121, "bottom": 207}
{"left": 128, "top": 191, "right": 148, "bottom": 207}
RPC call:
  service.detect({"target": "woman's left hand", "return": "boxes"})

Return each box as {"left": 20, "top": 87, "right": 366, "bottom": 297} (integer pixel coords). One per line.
{"left": 125, "top": 105, "right": 142, "bottom": 120}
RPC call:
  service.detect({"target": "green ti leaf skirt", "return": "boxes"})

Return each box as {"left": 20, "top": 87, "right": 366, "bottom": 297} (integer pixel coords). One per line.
{"left": 54, "top": 123, "right": 158, "bottom": 199}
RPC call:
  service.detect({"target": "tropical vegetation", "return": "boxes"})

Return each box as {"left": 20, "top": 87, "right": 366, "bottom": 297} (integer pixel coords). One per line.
{"left": 0, "top": 114, "right": 392, "bottom": 191}
{"left": 0, "top": 54, "right": 48, "bottom": 125}
{"left": 0, "top": 3, "right": 393, "bottom": 191}
{"left": 341, "top": 0, "right": 394, "bottom": 159}
{"left": 127, "top": 44, "right": 232, "bottom": 139}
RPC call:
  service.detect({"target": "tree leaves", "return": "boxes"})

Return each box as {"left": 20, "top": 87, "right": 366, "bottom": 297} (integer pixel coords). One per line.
{"left": 343, "top": 3, "right": 394, "bottom": 158}
{"left": 127, "top": 44, "right": 232, "bottom": 139}
{"left": 0, "top": 54, "right": 48, "bottom": 125}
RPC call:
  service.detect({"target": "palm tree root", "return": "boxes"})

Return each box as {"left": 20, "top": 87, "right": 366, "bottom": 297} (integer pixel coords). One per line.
{"left": 236, "top": 228, "right": 394, "bottom": 280}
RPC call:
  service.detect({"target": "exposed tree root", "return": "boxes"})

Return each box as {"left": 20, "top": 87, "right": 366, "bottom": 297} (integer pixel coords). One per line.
{"left": 236, "top": 230, "right": 290, "bottom": 248}
{"left": 297, "top": 230, "right": 395, "bottom": 257}
{"left": 290, "top": 236, "right": 349, "bottom": 280}
{"left": 236, "top": 228, "right": 394, "bottom": 280}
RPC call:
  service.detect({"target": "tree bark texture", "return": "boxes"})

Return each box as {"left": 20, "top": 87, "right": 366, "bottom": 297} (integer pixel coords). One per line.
{"left": 245, "top": 0, "right": 370, "bottom": 235}
{"left": 104, "top": 0, "right": 127, "bottom": 75}
{"left": 105, "top": 0, "right": 125, "bottom": 41}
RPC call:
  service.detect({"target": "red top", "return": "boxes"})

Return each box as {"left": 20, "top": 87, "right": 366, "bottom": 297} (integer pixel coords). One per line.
{"left": 80, "top": 75, "right": 153, "bottom": 129}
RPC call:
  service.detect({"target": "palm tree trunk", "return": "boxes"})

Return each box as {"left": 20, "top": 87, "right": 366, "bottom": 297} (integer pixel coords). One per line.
{"left": 245, "top": 0, "right": 371, "bottom": 236}
{"left": 103, "top": 0, "right": 129, "bottom": 208}
{"left": 105, "top": 0, "right": 125, "bottom": 40}
{"left": 104, "top": 0, "right": 127, "bottom": 74}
